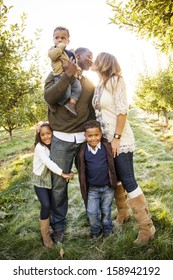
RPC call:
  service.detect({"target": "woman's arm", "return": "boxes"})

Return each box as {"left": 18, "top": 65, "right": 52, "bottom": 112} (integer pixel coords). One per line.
{"left": 111, "top": 77, "right": 128, "bottom": 157}
{"left": 111, "top": 113, "right": 127, "bottom": 157}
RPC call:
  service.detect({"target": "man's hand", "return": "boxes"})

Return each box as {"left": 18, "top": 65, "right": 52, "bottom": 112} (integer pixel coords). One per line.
{"left": 63, "top": 57, "right": 77, "bottom": 78}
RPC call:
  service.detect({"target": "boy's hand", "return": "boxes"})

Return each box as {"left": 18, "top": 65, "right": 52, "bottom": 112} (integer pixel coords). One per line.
{"left": 57, "top": 42, "right": 66, "bottom": 49}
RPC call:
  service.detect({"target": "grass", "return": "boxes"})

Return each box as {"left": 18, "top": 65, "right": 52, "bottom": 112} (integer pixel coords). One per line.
{"left": 0, "top": 109, "right": 173, "bottom": 260}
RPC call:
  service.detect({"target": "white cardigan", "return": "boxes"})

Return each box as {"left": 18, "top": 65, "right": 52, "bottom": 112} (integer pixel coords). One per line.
{"left": 33, "top": 143, "right": 62, "bottom": 176}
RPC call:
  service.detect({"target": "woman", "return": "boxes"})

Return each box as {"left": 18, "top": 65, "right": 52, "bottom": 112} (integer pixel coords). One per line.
{"left": 92, "top": 52, "right": 155, "bottom": 245}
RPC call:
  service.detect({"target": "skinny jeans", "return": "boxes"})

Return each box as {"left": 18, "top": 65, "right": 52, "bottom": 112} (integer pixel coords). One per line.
{"left": 114, "top": 152, "right": 138, "bottom": 193}
{"left": 34, "top": 186, "right": 51, "bottom": 220}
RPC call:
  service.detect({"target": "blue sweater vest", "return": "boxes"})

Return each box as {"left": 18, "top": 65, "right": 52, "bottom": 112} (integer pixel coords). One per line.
{"left": 85, "top": 143, "right": 110, "bottom": 187}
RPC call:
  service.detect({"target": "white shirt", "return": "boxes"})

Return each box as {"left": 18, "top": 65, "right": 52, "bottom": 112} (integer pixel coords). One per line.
{"left": 87, "top": 142, "right": 101, "bottom": 155}
{"left": 53, "top": 131, "right": 86, "bottom": 143}
{"left": 33, "top": 143, "right": 62, "bottom": 176}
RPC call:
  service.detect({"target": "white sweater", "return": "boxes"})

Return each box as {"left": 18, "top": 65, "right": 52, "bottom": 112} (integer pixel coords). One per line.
{"left": 33, "top": 143, "right": 62, "bottom": 176}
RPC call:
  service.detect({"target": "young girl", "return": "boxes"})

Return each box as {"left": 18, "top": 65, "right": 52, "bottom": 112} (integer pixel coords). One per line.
{"left": 33, "top": 122, "right": 73, "bottom": 248}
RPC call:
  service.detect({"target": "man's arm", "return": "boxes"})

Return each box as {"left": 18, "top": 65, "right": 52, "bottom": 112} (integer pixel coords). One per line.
{"left": 44, "top": 72, "right": 72, "bottom": 105}
{"left": 44, "top": 59, "right": 77, "bottom": 105}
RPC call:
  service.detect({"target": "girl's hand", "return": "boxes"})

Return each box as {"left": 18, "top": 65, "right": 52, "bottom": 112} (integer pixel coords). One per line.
{"left": 111, "top": 138, "right": 120, "bottom": 158}
{"left": 61, "top": 172, "right": 74, "bottom": 182}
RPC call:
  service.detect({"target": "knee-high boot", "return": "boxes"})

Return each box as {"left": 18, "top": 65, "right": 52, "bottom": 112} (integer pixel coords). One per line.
{"left": 127, "top": 194, "right": 155, "bottom": 245}
{"left": 114, "top": 182, "right": 130, "bottom": 224}
{"left": 40, "top": 219, "right": 54, "bottom": 248}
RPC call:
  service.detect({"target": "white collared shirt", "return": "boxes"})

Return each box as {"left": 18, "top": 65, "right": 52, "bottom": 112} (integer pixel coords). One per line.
{"left": 87, "top": 142, "right": 101, "bottom": 155}
{"left": 53, "top": 131, "right": 86, "bottom": 143}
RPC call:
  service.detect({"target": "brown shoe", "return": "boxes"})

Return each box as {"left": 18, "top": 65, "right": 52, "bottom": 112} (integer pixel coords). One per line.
{"left": 64, "top": 103, "right": 77, "bottom": 116}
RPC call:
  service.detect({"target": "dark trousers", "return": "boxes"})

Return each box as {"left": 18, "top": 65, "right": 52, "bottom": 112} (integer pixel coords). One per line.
{"left": 50, "top": 135, "right": 82, "bottom": 231}
{"left": 34, "top": 186, "right": 51, "bottom": 220}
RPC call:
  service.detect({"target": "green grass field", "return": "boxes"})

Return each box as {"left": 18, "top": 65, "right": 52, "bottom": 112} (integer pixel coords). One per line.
{"left": 0, "top": 109, "right": 173, "bottom": 260}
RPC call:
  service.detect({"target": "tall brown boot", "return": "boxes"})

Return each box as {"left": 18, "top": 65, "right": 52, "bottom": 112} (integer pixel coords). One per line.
{"left": 127, "top": 194, "right": 155, "bottom": 245}
{"left": 40, "top": 219, "right": 54, "bottom": 248}
{"left": 114, "top": 182, "right": 130, "bottom": 224}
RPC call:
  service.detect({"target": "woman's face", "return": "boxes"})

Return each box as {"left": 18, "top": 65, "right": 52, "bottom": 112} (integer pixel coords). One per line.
{"left": 91, "top": 59, "right": 102, "bottom": 80}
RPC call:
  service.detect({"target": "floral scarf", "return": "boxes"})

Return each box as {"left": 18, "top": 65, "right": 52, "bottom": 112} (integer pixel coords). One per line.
{"left": 92, "top": 83, "right": 108, "bottom": 138}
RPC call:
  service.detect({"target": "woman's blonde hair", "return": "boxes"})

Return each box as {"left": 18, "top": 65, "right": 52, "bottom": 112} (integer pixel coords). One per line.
{"left": 94, "top": 52, "right": 122, "bottom": 92}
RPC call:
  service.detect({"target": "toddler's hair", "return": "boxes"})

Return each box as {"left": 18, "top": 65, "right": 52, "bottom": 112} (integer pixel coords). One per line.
{"left": 84, "top": 120, "right": 101, "bottom": 131}
{"left": 34, "top": 122, "right": 52, "bottom": 147}
{"left": 53, "top": 26, "right": 70, "bottom": 37}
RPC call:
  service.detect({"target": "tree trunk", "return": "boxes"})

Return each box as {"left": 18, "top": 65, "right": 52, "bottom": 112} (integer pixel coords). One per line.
{"left": 9, "top": 129, "right": 13, "bottom": 140}
{"left": 163, "top": 110, "right": 168, "bottom": 126}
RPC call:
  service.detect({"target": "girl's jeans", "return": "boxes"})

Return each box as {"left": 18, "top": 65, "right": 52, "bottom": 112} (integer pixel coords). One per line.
{"left": 34, "top": 186, "right": 51, "bottom": 220}
{"left": 114, "top": 152, "right": 138, "bottom": 193}
{"left": 87, "top": 185, "right": 114, "bottom": 236}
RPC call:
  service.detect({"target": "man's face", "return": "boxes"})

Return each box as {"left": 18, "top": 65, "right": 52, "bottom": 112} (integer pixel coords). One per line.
{"left": 77, "top": 50, "right": 93, "bottom": 71}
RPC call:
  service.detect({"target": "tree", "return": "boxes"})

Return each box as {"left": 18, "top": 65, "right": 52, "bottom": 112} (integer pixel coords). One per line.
{"left": 0, "top": 1, "right": 47, "bottom": 139}
{"left": 134, "top": 60, "right": 173, "bottom": 125}
{"left": 134, "top": 74, "right": 161, "bottom": 115}
{"left": 107, "top": 0, "right": 173, "bottom": 53}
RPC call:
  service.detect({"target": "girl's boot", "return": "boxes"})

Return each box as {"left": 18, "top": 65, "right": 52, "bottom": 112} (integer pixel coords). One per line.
{"left": 127, "top": 194, "right": 155, "bottom": 245}
{"left": 114, "top": 182, "right": 130, "bottom": 224}
{"left": 40, "top": 218, "right": 54, "bottom": 248}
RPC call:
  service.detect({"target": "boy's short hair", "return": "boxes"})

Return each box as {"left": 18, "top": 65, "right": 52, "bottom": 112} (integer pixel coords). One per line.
{"left": 84, "top": 120, "right": 101, "bottom": 131}
{"left": 53, "top": 26, "right": 70, "bottom": 37}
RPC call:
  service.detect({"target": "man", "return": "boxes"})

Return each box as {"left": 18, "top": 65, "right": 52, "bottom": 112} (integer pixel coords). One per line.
{"left": 44, "top": 48, "right": 95, "bottom": 243}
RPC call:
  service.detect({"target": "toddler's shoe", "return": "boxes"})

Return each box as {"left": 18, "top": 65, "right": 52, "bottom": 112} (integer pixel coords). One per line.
{"left": 64, "top": 103, "right": 77, "bottom": 116}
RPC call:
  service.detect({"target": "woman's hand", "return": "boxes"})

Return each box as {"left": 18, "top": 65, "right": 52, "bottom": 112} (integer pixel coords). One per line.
{"left": 111, "top": 138, "right": 120, "bottom": 158}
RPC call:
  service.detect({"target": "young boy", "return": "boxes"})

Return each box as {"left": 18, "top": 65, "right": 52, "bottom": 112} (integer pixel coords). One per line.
{"left": 48, "top": 26, "right": 82, "bottom": 116}
{"left": 77, "top": 120, "right": 117, "bottom": 238}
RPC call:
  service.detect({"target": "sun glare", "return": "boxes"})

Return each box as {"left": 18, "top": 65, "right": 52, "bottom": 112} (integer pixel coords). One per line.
{"left": 4, "top": 0, "right": 168, "bottom": 104}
